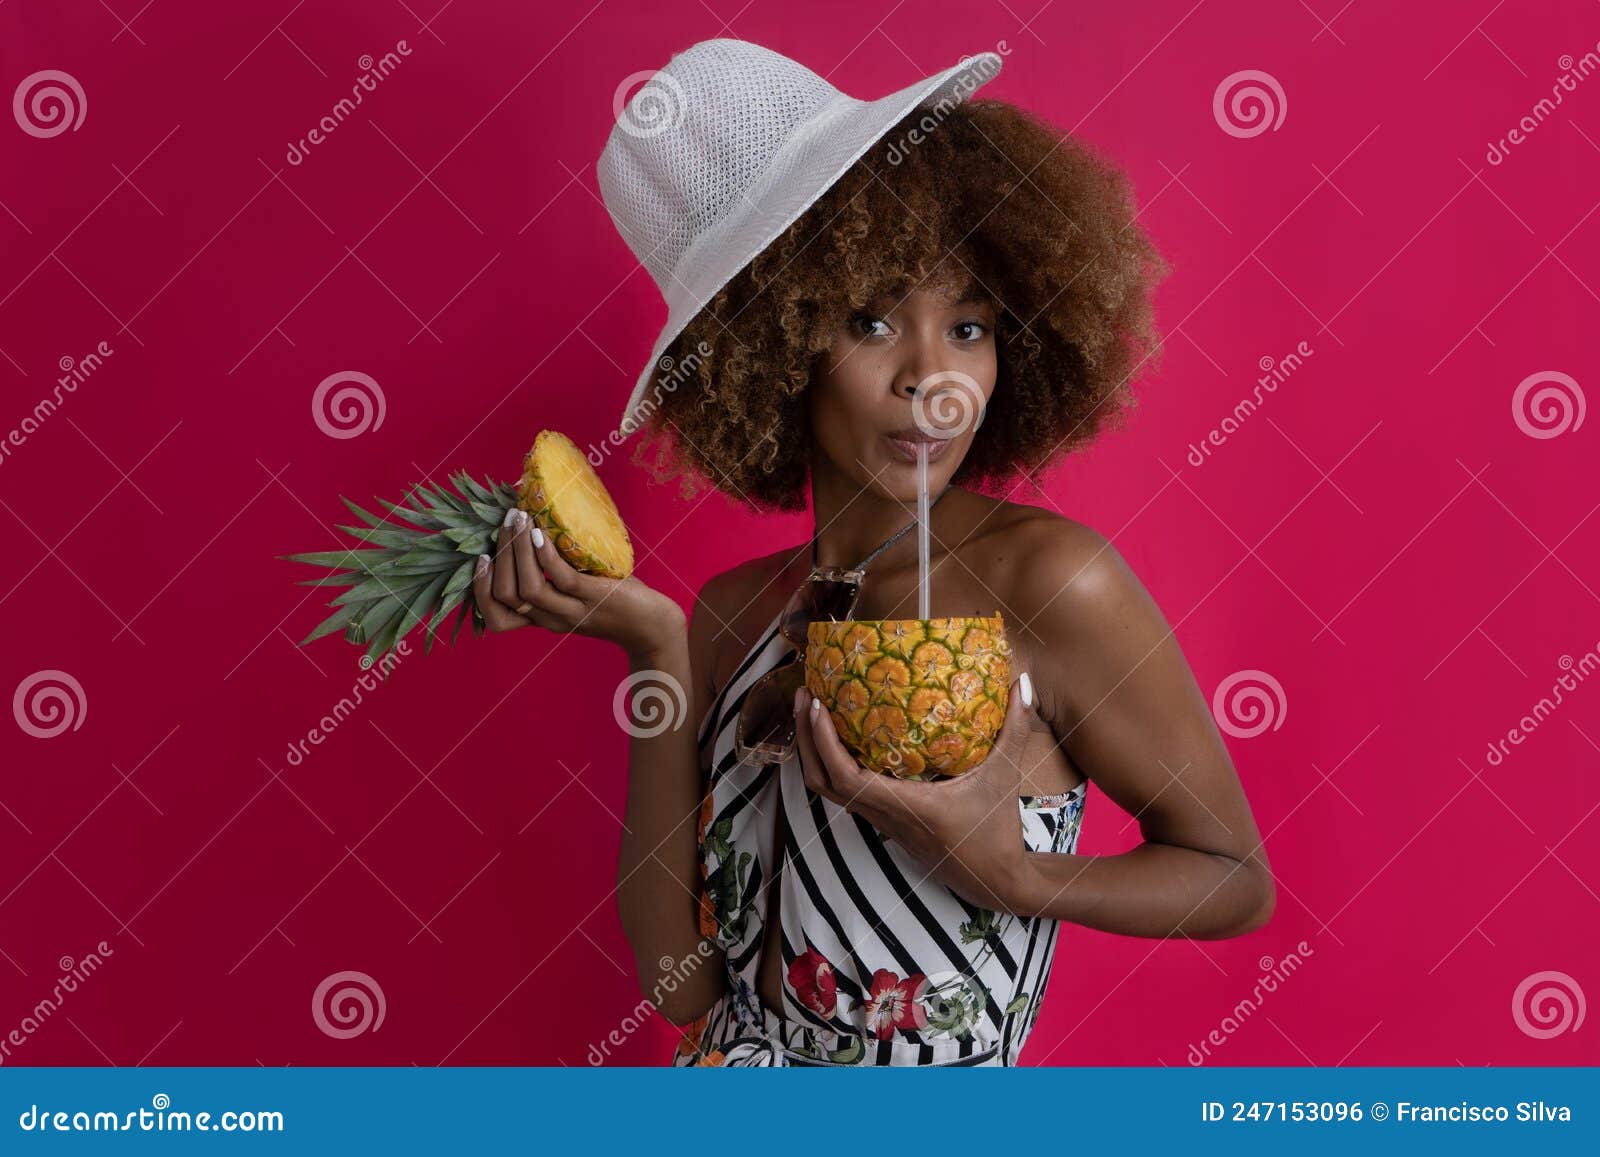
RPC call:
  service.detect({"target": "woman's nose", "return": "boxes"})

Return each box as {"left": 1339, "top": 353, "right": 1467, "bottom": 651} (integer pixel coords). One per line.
{"left": 890, "top": 337, "right": 945, "bottom": 400}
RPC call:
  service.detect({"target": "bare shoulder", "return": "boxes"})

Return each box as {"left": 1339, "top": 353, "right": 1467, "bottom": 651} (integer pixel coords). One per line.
{"left": 964, "top": 496, "right": 1155, "bottom": 638}
{"left": 694, "top": 541, "right": 806, "bottom": 623}
{"left": 690, "top": 541, "right": 809, "bottom": 688}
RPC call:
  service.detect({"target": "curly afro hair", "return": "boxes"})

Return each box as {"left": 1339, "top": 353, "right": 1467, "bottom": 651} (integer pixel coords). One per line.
{"left": 631, "top": 96, "right": 1170, "bottom": 512}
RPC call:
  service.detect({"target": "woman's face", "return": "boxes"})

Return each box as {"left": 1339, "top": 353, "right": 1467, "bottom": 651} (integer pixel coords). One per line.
{"left": 807, "top": 278, "right": 998, "bottom": 503}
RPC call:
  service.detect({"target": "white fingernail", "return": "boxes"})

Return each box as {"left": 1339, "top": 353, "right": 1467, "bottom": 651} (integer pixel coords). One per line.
{"left": 809, "top": 695, "right": 820, "bottom": 715}
{"left": 1020, "top": 672, "right": 1033, "bottom": 708}
{"left": 531, "top": 526, "right": 545, "bottom": 548}
{"left": 513, "top": 509, "right": 528, "bottom": 532}
{"left": 475, "top": 554, "right": 490, "bottom": 577}
{"left": 502, "top": 507, "right": 518, "bottom": 529}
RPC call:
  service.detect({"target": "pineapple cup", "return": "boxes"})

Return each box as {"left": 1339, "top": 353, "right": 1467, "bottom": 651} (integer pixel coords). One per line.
{"left": 804, "top": 615, "right": 1010, "bottom": 778}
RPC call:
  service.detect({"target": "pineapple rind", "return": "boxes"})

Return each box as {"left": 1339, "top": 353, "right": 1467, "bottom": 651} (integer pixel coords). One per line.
{"left": 805, "top": 615, "right": 1009, "bottom": 778}
{"left": 518, "top": 430, "right": 634, "bottom": 579}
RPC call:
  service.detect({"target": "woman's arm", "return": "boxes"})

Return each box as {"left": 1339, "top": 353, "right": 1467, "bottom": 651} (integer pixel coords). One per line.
{"left": 612, "top": 586, "right": 729, "bottom": 1024}
{"left": 1011, "top": 527, "right": 1275, "bottom": 938}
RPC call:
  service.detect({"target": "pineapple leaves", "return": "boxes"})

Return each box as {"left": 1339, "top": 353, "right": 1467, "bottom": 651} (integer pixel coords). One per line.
{"left": 289, "top": 469, "right": 517, "bottom": 663}
{"left": 346, "top": 594, "right": 407, "bottom": 648}
{"left": 300, "top": 603, "right": 361, "bottom": 646}
{"left": 329, "top": 573, "right": 432, "bottom": 608}
{"left": 378, "top": 570, "right": 452, "bottom": 665}
{"left": 468, "top": 501, "right": 509, "bottom": 526}
{"left": 454, "top": 473, "right": 495, "bottom": 505}
{"left": 338, "top": 495, "right": 391, "bottom": 531}
{"left": 334, "top": 523, "right": 424, "bottom": 550}
{"left": 280, "top": 549, "right": 389, "bottom": 570}
{"left": 440, "top": 527, "right": 492, "bottom": 554}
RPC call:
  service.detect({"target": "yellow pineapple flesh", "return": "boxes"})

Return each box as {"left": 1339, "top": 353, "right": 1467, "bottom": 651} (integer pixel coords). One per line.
{"left": 519, "top": 430, "right": 634, "bottom": 579}
{"left": 805, "top": 615, "right": 1010, "bottom": 778}
{"left": 287, "top": 427, "right": 636, "bottom": 665}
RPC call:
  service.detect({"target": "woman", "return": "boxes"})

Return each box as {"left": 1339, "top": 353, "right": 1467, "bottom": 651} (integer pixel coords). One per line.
{"left": 474, "top": 48, "right": 1275, "bottom": 1066}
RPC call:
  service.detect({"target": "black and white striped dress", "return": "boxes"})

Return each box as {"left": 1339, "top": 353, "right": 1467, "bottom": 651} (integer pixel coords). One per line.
{"left": 674, "top": 609, "right": 1088, "bottom": 1067}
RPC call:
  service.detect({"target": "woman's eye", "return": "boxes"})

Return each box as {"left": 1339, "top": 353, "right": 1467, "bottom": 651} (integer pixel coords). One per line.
{"left": 952, "top": 321, "right": 989, "bottom": 341}
{"left": 853, "top": 314, "right": 891, "bottom": 338}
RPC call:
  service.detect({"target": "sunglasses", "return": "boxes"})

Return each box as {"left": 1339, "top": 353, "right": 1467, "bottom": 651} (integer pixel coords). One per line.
{"left": 734, "top": 565, "right": 865, "bottom": 765}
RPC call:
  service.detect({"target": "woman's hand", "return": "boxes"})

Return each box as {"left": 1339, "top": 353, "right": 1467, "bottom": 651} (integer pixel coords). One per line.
{"left": 793, "top": 674, "right": 1040, "bottom": 913}
{"left": 472, "top": 508, "right": 687, "bottom": 659}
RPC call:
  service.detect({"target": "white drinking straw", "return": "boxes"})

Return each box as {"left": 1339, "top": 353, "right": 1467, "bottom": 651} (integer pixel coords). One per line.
{"left": 917, "top": 442, "right": 930, "bottom": 619}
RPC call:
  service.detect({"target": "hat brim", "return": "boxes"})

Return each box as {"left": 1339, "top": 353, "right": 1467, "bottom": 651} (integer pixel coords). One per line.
{"left": 612, "top": 50, "right": 1004, "bottom": 441}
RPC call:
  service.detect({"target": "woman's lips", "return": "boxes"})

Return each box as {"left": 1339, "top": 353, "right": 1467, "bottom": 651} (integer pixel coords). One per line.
{"left": 884, "top": 433, "right": 957, "bottom": 463}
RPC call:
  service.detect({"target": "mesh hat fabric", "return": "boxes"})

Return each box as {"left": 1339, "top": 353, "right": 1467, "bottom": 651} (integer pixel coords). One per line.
{"left": 596, "top": 38, "right": 1003, "bottom": 440}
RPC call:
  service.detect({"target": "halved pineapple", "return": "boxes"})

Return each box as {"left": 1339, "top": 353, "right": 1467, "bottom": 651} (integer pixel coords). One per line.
{"left": 519, "top": 430, "right": 634, "bottom": 579}
{"left": 285, "top": 428, "right": 635, "bottom": 665}
{"left": 805, "top": 615, "right": 1010, "bottom": 778}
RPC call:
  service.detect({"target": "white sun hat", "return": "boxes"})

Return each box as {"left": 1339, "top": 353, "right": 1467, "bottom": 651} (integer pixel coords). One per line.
{"left": 596, "top": 38, "right": 1004, "bottom": 440}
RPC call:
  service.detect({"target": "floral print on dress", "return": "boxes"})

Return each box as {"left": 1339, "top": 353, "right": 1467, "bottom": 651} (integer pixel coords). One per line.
{"left": 787, "top": 944, "right": 838, "bottom": 1017}
{"left": 858, "top": 969, "right": 930, "bottom": 1039}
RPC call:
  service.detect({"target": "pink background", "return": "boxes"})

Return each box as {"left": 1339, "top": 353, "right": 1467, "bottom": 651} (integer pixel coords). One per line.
{"left": 1, "top": 0, "right": 1595, "bottom": 1066}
